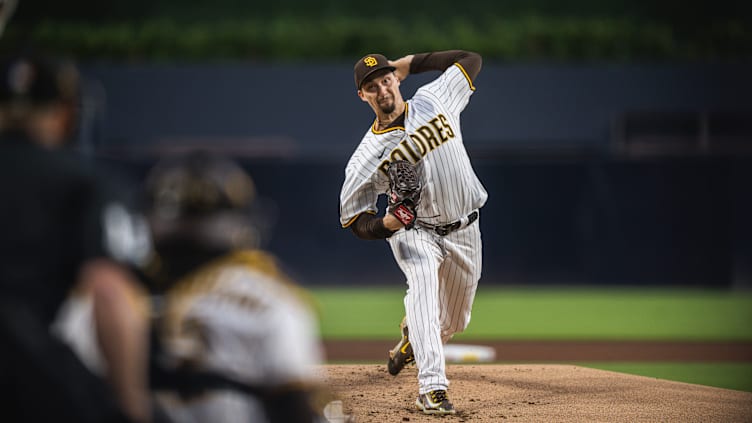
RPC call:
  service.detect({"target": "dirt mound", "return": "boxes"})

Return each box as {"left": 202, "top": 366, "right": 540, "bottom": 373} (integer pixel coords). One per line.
{"left": 319, "top": 364, "right": 752, "bottom": 422}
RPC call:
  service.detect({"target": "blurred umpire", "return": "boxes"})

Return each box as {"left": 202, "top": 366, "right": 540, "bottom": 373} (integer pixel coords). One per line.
{"left": 0, "top": 53, "right": 155, "bottom": 422}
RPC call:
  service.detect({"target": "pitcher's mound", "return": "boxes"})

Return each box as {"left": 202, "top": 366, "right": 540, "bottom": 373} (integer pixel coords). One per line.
{"left": 319, "top": 364, "right": 752, "bottom": 422}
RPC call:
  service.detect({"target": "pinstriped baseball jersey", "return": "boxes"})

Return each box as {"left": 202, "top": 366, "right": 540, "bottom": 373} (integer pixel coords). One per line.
{"left": 340, "top": 63, "right": 487, "bottom": 227}
{"left": 157, "top": 250, "right": 324, "bottom": 422}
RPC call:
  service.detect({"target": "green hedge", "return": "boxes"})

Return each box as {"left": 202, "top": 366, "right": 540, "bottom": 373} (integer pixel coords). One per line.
{"left": 3, "top": 16, "right": 749, "bottom": 62}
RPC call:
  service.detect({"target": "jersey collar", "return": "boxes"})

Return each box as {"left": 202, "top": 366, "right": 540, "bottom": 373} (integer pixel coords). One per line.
{"left": 371, "top": 103, "right": 409, "bottom": 134}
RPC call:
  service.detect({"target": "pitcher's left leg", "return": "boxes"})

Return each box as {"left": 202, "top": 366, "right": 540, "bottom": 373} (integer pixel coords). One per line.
{"left": 438, "top": 221, "right": 482, "bottom": 343}
{"left": 389, "top": 229, "right": 448, "bottom": 394}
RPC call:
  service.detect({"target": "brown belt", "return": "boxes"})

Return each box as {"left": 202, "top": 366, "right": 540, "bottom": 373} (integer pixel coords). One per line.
{"left": 417, "top": 210, "right": 479, "bottom": 236}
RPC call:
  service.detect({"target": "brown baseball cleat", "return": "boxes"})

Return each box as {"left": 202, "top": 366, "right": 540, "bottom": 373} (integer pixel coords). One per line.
{"left": 415, "top": 389, "right": 456, "bottom": 415}
{"left": 387, "top": 316, "right": 414, "bottom": 375}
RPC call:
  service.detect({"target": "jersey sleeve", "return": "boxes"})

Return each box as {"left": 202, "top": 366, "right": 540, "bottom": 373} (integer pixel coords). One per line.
{"left": 339, "top": 150, "right": 389, "bottom": 228}
{"left": 415, "top": 63, "right": 476, "bottom": 117}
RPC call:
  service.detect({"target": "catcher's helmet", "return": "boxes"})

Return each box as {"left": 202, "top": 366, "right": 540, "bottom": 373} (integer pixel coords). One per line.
{"left": 146, "top": 151, "right": 255, "bottom": 218}
{"left": 145, "top": 151, "right": 260, "bottom": 252}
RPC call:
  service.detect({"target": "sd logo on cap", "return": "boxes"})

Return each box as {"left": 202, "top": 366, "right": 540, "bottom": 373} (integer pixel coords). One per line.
{"left": 353, "top": 53, "right": 396, "bottom": 89}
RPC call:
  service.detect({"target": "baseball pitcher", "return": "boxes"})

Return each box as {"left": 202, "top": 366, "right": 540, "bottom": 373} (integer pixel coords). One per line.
{"left": 339, "top": 50, "right": 487, "bottom": 415}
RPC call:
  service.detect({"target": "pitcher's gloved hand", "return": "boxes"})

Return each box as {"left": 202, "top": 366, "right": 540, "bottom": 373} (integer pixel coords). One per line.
{"left": 386, "top": 160, "right": 421, "bottom": 229}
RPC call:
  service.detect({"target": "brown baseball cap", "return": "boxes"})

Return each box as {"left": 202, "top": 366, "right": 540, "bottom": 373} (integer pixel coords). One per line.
{"left": 353, "top": 54, "right": 396, "bottom": 89}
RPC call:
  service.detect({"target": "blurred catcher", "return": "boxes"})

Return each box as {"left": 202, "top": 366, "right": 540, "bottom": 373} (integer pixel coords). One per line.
{"left": 143, "top": 151, "right": 331, "bottom": 423}
{"left": 0, "top": 53, "right": 155, "bottom": 422}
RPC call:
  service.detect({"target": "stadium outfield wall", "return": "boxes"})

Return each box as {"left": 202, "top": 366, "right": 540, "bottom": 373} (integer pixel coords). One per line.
{"left": 80, "top": 63, "right": 752, "bottom": 288}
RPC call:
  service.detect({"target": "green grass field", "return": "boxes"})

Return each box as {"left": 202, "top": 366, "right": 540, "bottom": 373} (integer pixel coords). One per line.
{"left": 311, "top": 286, "right": 752, "bottom": 340}
{"left": 309, "top": 286, "right": 752, "bottom": 391}
{"left": 578, "top": 362, "right": 752, "bottom": 392}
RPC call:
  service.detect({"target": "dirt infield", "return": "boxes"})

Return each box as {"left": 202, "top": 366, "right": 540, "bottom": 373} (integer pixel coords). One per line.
{"left": 320, "top": 364, "right": 752, "bottom": 422}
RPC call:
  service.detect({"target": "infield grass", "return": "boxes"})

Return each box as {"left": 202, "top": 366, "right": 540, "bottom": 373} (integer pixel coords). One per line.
{"left": 579, "top": 362, "right": 752, "bottom": 392}
{"left": 310, "top": 286, "right": 752, "bottom": 341}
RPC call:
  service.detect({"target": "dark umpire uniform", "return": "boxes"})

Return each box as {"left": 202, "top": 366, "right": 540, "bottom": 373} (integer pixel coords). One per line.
{"left": 0, "top": 56, "right": 153, "bottom": 422}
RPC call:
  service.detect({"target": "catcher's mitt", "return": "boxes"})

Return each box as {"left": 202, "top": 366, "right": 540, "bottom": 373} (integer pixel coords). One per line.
{"left": 387, "top": 160, "right": 421, "bottom": 229}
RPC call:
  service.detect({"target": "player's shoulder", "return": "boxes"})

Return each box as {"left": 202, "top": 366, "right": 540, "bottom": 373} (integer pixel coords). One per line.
{"left": 422, "top": 62, "right": 472, "bottom": 89}
{"left": 166, "top": 250, "right": 281, "bottom": 296}
{"left": 206, "top": 250, "right": 301, "bottom": 291}
{"left": 350, "top": 123, "right": 380, "bottom": 149}
{"left": 216, "top": 250, "right": 316, "bottom": 308}
{"left": 222, "top": 250, "right": 285, "bottom": 279}
{"left": 348, "top": 127, "right": 386, "bottom": 158}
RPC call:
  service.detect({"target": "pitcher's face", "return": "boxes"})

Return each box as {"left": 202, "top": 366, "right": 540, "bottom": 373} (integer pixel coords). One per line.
{"left": 358, "top": 70, "right": 401, "bottom": 115}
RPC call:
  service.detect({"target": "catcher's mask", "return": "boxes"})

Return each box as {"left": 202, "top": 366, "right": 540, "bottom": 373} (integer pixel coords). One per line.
{"left": 145, "top": 151, "right": 262, "bottom": 254}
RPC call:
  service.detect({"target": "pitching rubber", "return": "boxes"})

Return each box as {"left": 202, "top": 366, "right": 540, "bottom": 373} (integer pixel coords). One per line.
{"left": 443, "top": 344, "right": 496, "bottom": 363}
